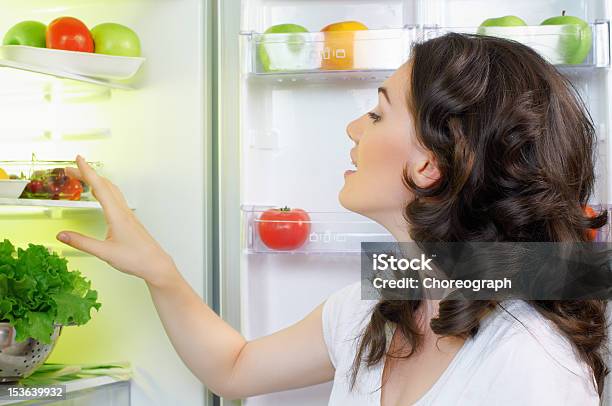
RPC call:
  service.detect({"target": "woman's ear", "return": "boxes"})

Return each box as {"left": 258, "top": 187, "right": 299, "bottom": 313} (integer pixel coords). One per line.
{"left": 414, "top": 156, "right": 440, "bottom": 188}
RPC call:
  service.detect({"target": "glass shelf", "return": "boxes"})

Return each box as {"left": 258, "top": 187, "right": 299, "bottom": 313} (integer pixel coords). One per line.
{"left": 0, "top": 198, "right": 102, "bottom": 209}
{"left": 0, "top": 129, "right": 111, "bottom": 143}
{"left": 242, "top": 205, "right": 394, "bottom": 254}
{"left": 0, "top": 199, "right": 104, "bottom": 219}
{"left": 242, "top": 21, "right": 610, "bottom": 81}
{"left": 0, "top": 199, "right": 135, "bottom": 220}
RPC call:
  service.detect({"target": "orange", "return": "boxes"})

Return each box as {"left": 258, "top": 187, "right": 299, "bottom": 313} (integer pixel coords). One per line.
{"left": 321, "top": 21, "right": 368, "bottom": 70}
{"left": 583, "top": 205, "right": 598, "bottom": 241}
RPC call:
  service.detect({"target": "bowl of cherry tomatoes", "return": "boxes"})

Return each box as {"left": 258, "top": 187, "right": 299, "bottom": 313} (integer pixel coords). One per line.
{"left": 0, "top": 158, "right": 101, "bottom": 201}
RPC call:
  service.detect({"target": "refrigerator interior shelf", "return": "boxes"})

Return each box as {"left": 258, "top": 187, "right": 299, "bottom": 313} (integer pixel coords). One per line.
{"left": 242, "top": 205, "right": 393, "bottom": 254}
{"left": 0, "top": 198, "right": 135, "bottom": 219}
{"left": 0, "top": 58, "right": 134, "bottom": 90}
{"left": 242, "top": 21, "right": 610, "bottom": 79}
{"left": 0, "top": 46, "right": 145, "bottom": 80}
{"left": 0, "top": 128, "right": 112, "bottom": 143}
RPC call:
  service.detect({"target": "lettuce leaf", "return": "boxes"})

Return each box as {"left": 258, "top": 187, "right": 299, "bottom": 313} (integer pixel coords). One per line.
{"left": 0, "top": 240, "right": 101, "bottom": 343}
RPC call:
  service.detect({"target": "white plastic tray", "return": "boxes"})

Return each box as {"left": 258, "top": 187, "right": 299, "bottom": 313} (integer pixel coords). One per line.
{"left": 0, "top": 45, "right": 145, "bottom": 80}
{"left": 0, "top": 180, "right": 28, "bottom": 198}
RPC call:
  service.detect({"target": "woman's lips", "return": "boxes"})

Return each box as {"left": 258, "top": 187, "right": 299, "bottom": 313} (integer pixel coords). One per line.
{"left": 344, "top": 169, "right": 356, "bottom": 178}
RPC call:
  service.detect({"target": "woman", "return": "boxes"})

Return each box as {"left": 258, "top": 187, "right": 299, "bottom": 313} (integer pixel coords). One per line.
{"left": 56, "top": 33, "right": 607, "bottom": 405}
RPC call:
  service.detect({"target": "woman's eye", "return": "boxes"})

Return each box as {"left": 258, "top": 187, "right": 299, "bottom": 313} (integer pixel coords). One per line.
{"left": 367, "top": 112, "right": 382, "bottom": 123}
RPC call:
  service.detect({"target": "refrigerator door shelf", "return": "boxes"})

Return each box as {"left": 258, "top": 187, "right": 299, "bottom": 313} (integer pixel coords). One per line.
{"left": 242, "top": 21, "right": 610, "bottom": 80}
{"left": 244, "top": 69, "right": 394, "bottom": 84}
{"left": 242, "top": 27, "right": 415, "bottom": 76}
{"left": 430, "top": 20, "right": 611, "bottom": 69}
{"left": 589, "top": 204, "right": 612, "bottom": 242}
{"left": 242, "top": 205, "right": 394, "bottom": 254}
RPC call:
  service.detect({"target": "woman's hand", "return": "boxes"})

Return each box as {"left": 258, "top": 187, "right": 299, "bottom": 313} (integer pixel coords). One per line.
{"left": 56, "top": 155, "right": 176, "bottom": 287}
{"left": 55, "top": 157, "right": 334, "bottom": 399}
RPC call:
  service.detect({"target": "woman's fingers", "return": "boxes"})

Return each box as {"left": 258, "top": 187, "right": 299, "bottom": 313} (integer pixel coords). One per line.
{"left": 56, "top": 231, "right": 109, "bottom": 260}
{"left": 73, "top": 156, "right": 126, "bottom": 221}
{"left": 64, "top": 167, "right": 81, "bottom": 180}
{"left": 67, "top": 165, "right": 130, "bottom": 211}
{"left": 104, "top": 178, "right": 131, "bottom": 211}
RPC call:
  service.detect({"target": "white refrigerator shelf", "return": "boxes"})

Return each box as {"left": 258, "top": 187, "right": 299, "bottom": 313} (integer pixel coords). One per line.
{"left": 242, "top": 204, "right": 612, "bottom": 253}
{"left": 0, "top": 46, "right": 146, "bottom": 90}
{"left": 0, "top": 198, "right": 102, "bottom": 209}
{"left": 0, "top": 59, "right": 134, "bottom": 90}
{"left": 242, "top": 21, "right": 610, "bottom": 80}
{"left": 0, "top": 198, "right": 135, "bottom": 219}
{"left": 242, "top": 205, "right": 394, "bottom": 254}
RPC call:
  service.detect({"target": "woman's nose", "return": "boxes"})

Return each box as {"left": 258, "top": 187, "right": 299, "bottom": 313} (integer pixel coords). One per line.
{"left": 346, "top": 117, "right": 362, "bottom": 143}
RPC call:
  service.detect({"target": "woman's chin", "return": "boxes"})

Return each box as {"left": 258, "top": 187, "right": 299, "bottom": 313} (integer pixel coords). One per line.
{"left": 338, "top": 187, "right": 355, "bottom": 213}
{"left": 338, "top": 187, "right": 365, "bottom": 217}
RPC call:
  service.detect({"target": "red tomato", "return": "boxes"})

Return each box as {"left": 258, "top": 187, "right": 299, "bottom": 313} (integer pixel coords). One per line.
{"left": 258, "top": 207, "right": 311, "bottom": 250}
{"left": 26, "top": 180, "right": 44, "bottom": 194}
{"left": 46, "top": 17, "right": 94, "bottom": 52}
{"left": 61, "top": 178, "right": 83, "bottom": 201}
{"left": 583, "top": 205, "right": 598, "bottom": 241}
{"left": 45, "top": 180, "right": 62, "bottom": 200}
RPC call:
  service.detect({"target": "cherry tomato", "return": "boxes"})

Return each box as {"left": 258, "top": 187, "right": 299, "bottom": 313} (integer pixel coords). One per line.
{"left": 583, "top": 205, "right": 598, "bottom": 241}
{"left": 45, "top": 180, "right": 62, "bottom": 200}
{"left": 61, "top": 178, "right": 83, "bottom": 201}
{"left": 26, "top": 180, "right": 44, "bottom": 194}
{"left": 46, "top": 17, "right": 94, "bottom": 52}
{"left": 258, "top": 207, "right": 311, "bottom": 250}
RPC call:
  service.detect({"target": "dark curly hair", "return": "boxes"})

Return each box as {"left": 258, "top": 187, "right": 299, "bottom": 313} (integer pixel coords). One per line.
{"left": 352, "top": 33, "right": 609, "bottom": 395}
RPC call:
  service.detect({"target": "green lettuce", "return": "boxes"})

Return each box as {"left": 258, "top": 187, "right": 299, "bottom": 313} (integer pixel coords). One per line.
{"left": 0, "top": 239, "right": 101, "bottom": 343}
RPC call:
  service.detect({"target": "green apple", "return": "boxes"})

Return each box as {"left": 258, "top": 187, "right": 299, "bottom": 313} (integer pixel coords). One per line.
{"left": 3, "top": 21, "right": 47, "bottom": 48}
{"left": 258, "top": 23, "right": 308, "bottom": 72}
{"left": 90, "top": 23, "right": 141, "bottom": 57}
{"left": 541, "top": 11, "right": 592, "bottom": 64}
{"left": 477, "top": 15, "right": 527, "bottom": 35}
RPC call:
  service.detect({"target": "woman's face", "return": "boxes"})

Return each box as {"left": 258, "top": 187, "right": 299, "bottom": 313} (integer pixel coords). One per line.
{"left": 339, "top": 62, "right": 439, "bottom": 231}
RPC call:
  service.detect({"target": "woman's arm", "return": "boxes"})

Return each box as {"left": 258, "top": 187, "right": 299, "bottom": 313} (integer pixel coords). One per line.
{"left": 56, "top": 156, "right": 335, "bottom": 399}
{"left": 148, "top": 272, "right": 333, "bottom": 399}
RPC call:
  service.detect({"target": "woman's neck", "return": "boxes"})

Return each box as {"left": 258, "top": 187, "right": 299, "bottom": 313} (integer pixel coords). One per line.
{"left": 376, "top": 211, "right": 413, "bottom": 242}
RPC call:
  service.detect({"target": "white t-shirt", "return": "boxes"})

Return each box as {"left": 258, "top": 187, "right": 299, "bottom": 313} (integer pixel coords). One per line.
{"left": 322, "top": 282, "right": 599, "bottom": 405}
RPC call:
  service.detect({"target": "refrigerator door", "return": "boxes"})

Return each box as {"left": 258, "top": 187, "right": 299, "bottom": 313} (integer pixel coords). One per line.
{"left": 218, "top": 0, "right": 612, "bottom": 405}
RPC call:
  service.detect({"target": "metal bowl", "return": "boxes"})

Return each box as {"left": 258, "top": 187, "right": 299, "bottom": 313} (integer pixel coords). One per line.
{"left": 0, "top": 322, "right": 62, "bottom": 383}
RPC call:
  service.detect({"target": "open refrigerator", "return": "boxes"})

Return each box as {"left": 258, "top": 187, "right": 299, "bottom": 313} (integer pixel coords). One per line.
{"left": 0, "top": 0, "right": 610, "bottom": 405}
{"left": 217, "top": 0, "right": 612, "bottom": 405}
{"left": 0, "top": 0, "right": 213, "bottom": 405}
